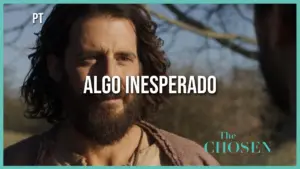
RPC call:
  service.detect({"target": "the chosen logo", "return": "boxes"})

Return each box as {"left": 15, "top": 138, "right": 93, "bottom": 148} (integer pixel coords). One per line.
{"left": 204, "top": 131, "right": 272, "bottom": 154}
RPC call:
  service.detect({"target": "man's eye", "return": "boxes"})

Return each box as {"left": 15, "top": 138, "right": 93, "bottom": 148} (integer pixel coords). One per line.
{"left": 80, "top": 56, "right": 97, "bottom": 65}
{"left": 117, "top": 54, "right": 133, "bottom": 62}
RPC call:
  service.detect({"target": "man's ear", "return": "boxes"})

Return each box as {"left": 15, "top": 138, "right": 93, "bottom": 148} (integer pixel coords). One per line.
{"left": 47, "top": 54, "right": 62, "bottom": 82}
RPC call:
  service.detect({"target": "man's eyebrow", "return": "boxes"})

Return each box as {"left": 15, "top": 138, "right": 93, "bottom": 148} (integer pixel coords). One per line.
{"left": 76, "top": 49, "right": 107, "bottom": 57}
{"left": 116, "top": 51, "right": 138, "bottom": 58}
{"left": 76, "top": 49, "right": 137, "bottom": 58}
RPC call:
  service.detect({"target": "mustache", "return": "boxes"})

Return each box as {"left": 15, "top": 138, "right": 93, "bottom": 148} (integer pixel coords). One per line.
{"left": 83, "top": 84, "right": 127, "bottom": 100}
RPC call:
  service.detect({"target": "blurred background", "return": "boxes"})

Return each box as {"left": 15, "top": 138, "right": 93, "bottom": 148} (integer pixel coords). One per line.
{"left": 3, "top": 4, "right": 296, "bottom": 165}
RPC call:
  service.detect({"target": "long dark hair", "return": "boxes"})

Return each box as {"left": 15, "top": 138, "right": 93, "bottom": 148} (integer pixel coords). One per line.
{"left": 21, "top": 4, "right": 170, "bottom": 124}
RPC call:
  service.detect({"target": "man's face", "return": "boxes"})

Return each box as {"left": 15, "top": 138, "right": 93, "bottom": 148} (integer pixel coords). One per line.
{"left": 60, "top": 15, "right": 141, "bottom": 145}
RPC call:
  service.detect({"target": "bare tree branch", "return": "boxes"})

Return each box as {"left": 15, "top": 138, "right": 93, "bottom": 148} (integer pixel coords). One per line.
{"left": 4, "top": 5, "right": 51, "bottom": 46}
{"left": 162, "top": 4, "right": 257, "bottom": 60}
{"left": 216, "top": 11, "right": 229, "bottom": 33}
{"left": 5, "top": 4, "right": 258, "bottom": 61}
{"left": 4, "top": 15, "right": 32, "bottom": 46}
{"left": 149, "top": 8, "right": 256, "bottom": 44}
{"left": 206, "top": 4, "right": 226, "bottom": 21}
{"left": 156, "top": 5, "right": 200, "bottom": 50}
{"left": 233, "top": 5, "right": 253, "bottom": 24}
{"left": 164, "top": 28, "right": 180, "bottom": 51}
{"left": 156, "top": 22, "right": 173, "bottom": 34}
{"left": 184, "top": 4, "right": 200, "bottom": 14}
{"left": 4, "top": 4, "right": 37, "bottom": 13}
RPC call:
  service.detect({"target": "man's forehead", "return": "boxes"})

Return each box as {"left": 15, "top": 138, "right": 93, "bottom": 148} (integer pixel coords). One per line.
{"left": 67, "top": 16, "right": 137, "bottom": 51}
{"left": 69, "top": 15, "right": 135, "bottom": 35}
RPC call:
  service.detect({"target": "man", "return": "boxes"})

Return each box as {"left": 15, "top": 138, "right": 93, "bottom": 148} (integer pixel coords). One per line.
{"left": 4, "top": 4, "right": 219, "bottom": 166}
{"left": 254, "top": 4, "right": 296, "bottom": 142}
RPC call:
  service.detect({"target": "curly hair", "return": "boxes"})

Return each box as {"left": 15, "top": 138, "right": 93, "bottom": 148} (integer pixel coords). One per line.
{"left": 21, "top": 4, "right": 170, "bottom": 124}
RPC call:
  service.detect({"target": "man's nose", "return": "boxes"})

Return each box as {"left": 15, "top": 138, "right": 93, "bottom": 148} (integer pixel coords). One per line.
{"left": 104, "top": 56, "right": 116, "bottom": 77}
{"left": 93, "top": 54, "right": 117, "bottom": 78}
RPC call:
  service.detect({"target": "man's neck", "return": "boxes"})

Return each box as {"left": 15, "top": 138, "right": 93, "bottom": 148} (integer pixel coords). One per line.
{"left": 55, "top": 122, "right": 143, "bottom": 165}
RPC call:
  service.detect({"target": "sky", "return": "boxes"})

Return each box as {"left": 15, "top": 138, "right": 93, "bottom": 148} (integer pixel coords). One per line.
{"left": 3, "top": 4, "right": 258, "bottom": 89}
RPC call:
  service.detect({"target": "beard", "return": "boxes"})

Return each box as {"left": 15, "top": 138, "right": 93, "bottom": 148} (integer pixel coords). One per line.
{"left": 59, "top": 74, "right": 142, "bottom": 146}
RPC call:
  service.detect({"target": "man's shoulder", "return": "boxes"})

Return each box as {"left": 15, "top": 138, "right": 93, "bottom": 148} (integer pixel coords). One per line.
{"left": 159, "top": 129, "right": 201, "bottom": 148}
{"left": 158, "top": 129, "right": 220, "bottom": 165}
{"left": 139, "top": 121, "right": 219, "bottom": 165}
{"left": 4, "top": 134, "right": 42, "bottom": 166}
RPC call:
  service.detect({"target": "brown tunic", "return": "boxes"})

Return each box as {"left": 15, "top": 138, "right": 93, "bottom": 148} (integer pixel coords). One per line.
{"left": 4, "top": 121, "right": 220, "bottom": 166}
